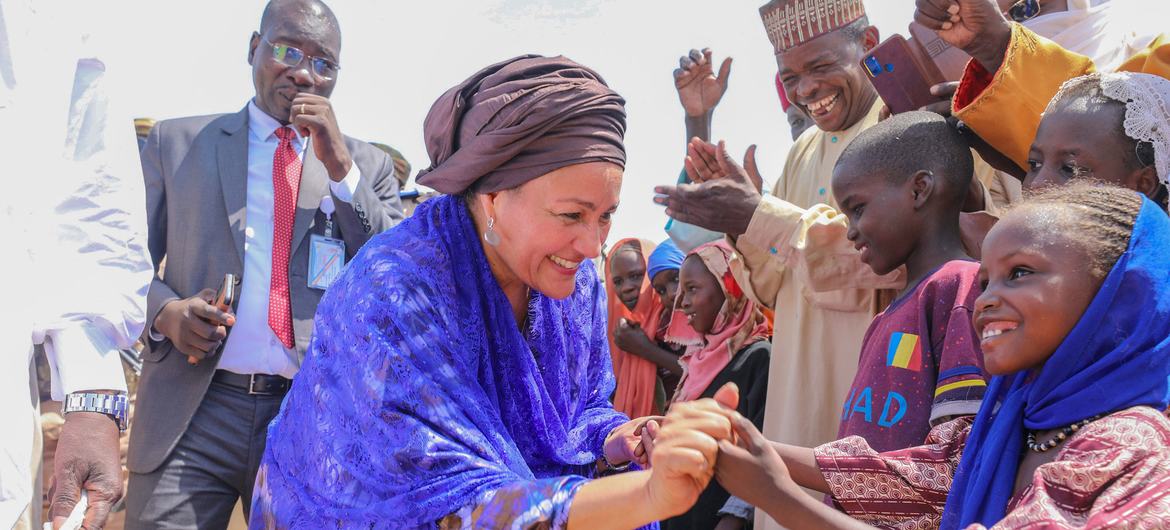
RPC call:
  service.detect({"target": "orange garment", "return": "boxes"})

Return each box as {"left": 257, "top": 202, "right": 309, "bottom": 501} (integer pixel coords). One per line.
{"left": 605, "top": 238, "right": 663, "bottom": 418}
{"left": 953, "top": 23, "right": 1170, "bottom": 172}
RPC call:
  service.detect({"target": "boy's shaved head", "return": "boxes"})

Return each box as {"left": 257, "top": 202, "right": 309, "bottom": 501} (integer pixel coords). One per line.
{"left": 835, "top": 111, "right": 974, "bottom": 209}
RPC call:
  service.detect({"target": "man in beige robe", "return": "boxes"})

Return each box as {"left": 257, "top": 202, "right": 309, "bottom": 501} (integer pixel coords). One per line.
{"left": 660, "top": 0, "right": 898, "bottom": 482}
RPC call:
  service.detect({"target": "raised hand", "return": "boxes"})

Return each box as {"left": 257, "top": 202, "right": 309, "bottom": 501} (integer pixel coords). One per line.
{"left": 914, "top": 0, "right": 1012, "bottom": 72}
{"left": 674, "top": 49, "right": 733, "bottom": 118}
{"left": 742, "top": 144, "right": 764, "bottom": 193}
{"left": 657, "top": 140, "right": 763, "bottom": 236}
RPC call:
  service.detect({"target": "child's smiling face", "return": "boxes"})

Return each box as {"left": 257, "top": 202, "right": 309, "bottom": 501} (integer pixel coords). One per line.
{"left": 974, "top": 209, "right": 1106, "bottom": 376}
{"left": 832, "top": 165, "right": 920, "bottom": 277}
{"left": 678, "top": 255, "right": 725, "bottom": 336}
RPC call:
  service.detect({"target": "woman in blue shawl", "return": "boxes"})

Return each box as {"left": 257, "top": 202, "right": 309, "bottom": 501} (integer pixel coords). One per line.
{"left": 686, "top": 184, "right": 1170, "bottom": 529}
{"left": 249, "top": 55, "right": 733, "bottom": 529}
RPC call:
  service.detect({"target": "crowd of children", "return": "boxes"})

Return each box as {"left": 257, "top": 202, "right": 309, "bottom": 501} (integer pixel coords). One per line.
{"left": 610, "top": 56, "right": 1170, "bottom": 529}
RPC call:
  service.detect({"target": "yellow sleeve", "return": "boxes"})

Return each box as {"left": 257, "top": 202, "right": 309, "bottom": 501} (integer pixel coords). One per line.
{"left": 953, "top": 23, "right": 1097, "bottom": 171}
{"left": 956, "top": 26, "right": 1170, "bottom": 173}
{"left": 1116, "top": 33, "right": 1170, "bottom": 76}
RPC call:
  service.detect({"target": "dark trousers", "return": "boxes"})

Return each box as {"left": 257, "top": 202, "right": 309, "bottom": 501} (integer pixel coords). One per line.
{"left": 124, "top": 380, "right": 284, "bottom": 530}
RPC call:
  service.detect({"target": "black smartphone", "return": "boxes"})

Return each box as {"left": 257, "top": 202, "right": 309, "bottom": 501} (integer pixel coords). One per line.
{"left": 214, "top": 273, "right": 239, "bottom": 312}
{"left": 189, "top": 273, "right": 239, "bottom": 366}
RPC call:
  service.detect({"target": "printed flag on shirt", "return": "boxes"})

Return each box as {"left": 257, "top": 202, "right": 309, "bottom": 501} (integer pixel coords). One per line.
{"left": 886, "top": 332, "right": 922, "bottom": 371}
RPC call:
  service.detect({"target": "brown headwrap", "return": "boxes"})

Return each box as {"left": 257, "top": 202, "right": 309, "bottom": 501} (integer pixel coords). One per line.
{"left": 416, "top": 55, "right": 627, "bottom": 195}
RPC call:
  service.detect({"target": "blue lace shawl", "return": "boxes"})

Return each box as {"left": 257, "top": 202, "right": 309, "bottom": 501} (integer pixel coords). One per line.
{"left": 251, "top": 195, "right": 628, "bottom": 527}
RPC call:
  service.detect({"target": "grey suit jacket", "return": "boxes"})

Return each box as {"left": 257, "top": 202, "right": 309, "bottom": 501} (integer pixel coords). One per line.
{"left": 128, "top": 106, "right": 403, "bottom": 474}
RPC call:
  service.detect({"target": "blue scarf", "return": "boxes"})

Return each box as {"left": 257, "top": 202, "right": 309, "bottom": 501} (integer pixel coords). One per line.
{"left": 647, "top": 238, "right": 685, "bottom": 282}
{"left": 254, "top": 195, "right": 628, "bottom": 527}
{"left": 941, "top": 197, "right": 1170, "bottom": 529}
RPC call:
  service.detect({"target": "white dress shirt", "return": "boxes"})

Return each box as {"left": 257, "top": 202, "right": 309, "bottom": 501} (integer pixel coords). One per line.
{"left": 213, "top": 101, "right": 360, "bottom": 379}
{"left": 0, "top": 1, "right": 152, "bottom": 526}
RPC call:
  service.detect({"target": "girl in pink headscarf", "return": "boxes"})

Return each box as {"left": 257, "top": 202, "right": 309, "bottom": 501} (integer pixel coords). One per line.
{"left": 661, "top": 241, "right": 772, "bottom": 530}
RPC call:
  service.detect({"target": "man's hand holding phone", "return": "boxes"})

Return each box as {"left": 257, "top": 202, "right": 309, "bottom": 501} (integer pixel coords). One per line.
{"left": 154, "top": 282, "right": 236, "bottom": 364}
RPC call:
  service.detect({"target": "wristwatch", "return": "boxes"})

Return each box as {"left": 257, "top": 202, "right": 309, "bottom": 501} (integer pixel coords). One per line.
{"left": 63, "top": 392, "right": 129, "bottom": 432}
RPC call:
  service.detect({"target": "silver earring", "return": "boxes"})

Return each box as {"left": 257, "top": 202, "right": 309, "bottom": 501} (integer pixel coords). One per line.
{"left": 483, "top": 217, "right": 501, "bottom": 246}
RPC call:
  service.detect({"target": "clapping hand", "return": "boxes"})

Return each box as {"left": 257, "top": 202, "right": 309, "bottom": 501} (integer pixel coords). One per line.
{"left": 683, "top": 138, "right": 763, "bottom": 192}
{"left": 674, "top": 48, "right": 733, "bottom": 118}
{"left": 655, "top": 139, "right": 763, "bottom": 236}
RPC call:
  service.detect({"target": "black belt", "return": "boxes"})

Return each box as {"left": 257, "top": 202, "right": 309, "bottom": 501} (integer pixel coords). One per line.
{"left": 212, "top": 370, "right": 292, "bottom": 396}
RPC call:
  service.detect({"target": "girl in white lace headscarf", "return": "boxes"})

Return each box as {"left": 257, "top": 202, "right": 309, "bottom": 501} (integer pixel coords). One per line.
{"left": 1023, "top": 72, "right": 1170, "bottom": 206}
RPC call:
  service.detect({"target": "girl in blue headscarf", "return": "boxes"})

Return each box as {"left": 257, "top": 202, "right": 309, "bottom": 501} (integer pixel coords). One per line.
{"left": 697, "top": 183, "right": 1170, "bottom": 529}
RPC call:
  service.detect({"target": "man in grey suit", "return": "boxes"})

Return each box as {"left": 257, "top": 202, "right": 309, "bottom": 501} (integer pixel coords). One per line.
{"left": 125, "top": 1, "right": 403, "bottom": 527}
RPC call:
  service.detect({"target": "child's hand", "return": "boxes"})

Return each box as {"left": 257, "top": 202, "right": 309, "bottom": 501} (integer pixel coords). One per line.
{"left": 614, "top": 319, "right": 653, "bottom": 354}
{"left": 714, "top": 411, "right": 795, "bottom": 512}
{"left": 645, "top": 384, "right": 739, "bottom": 517}
{"left": 604, "top": 416, "right": 664, "bottom": 468}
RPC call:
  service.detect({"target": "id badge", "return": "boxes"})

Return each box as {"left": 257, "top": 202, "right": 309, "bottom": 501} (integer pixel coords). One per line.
{"left": 308, "top": 234, "right": 346, "bottom": 290}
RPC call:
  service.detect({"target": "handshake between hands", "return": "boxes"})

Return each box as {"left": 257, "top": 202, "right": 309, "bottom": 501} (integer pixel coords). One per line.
{"left": 608, "top": 383, "right": 803, "bottom": 521}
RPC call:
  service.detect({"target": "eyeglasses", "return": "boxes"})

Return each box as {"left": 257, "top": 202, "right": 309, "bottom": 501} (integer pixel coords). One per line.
{"left": 263, "top": 37, "right": 340, "bottom": 81}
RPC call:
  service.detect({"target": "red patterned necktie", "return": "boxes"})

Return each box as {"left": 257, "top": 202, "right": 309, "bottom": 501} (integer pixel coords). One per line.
{"left": 269, "top": 127, "right": 302, "bottom": 348}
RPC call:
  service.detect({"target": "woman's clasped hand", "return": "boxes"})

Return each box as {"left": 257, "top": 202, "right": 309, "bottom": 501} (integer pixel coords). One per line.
{"left": 647, "top": 382, "right": 797, "bottom": 518}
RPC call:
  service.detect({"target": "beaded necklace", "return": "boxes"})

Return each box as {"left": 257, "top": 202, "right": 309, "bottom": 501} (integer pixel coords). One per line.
{"left": 1025, "top": 414, "right": 1103, "bottom": 453}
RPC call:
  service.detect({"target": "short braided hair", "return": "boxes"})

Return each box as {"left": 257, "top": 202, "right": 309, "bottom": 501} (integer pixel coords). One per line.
{"left": 1014, "top": 183, "right": 1142, "bottom": 278}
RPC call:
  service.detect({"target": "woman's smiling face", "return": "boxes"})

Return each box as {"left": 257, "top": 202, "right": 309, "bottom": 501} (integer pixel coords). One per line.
{"left": 974, "top": 208, "right": 1105, "bottom": 376}
{"left": 478, "top": 162, "right": 622, "bottom": 300}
